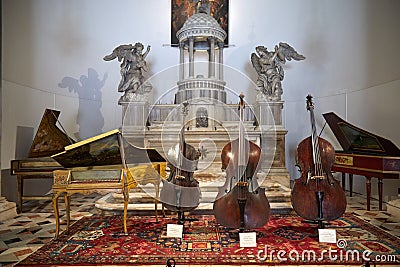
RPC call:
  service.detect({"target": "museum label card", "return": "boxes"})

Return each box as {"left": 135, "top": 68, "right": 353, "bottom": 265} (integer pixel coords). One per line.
{"left": 318, "top": 229, "right": 337, "bottom": 243}
{"left": 239, "top": 232, "right": 257, "bottom": 247}
{"left": 166, "top": 224, "right": 183, "bottom": 238}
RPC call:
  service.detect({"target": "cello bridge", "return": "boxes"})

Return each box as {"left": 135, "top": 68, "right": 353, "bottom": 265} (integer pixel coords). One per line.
{"left": 175, "top": 175, "right": 186, "bottom": 181}
{"left": 237, "top": 181, "right": 249, "bottom": 187}
{"left": 310, "top": 175, "right": 325, "bottom": 180}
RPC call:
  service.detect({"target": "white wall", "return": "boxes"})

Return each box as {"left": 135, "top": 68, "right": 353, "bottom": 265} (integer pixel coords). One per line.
{"left": 2, "top": 0, "right": 400, "bottom": 201}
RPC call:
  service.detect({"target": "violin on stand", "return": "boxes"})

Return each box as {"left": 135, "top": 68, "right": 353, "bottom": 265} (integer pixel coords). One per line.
{"left": 213, "top": 93, "right": 270, "bottom": 231}
{"left": 160, "top": 102, "right": 201, "bottom": 224}
{"left": 291, "top": 94, "right": 347, "bottom": 228}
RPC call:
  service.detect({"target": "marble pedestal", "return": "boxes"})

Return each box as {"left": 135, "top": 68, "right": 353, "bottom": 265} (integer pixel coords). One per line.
{"left": 255, "top": 100, "right": 290, "bottom": 188}
{"left": 120, "top": 100, "right": 149, "bottom": 147}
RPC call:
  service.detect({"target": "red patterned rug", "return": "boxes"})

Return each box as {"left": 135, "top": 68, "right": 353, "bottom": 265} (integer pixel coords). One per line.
{"left": 17, "top": 213, "right": 400, "bottom": 266}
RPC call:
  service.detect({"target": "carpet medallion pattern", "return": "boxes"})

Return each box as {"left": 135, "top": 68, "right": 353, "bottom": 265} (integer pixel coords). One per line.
{"left": 17, "top": 213, "right": 400, "bottom": 266}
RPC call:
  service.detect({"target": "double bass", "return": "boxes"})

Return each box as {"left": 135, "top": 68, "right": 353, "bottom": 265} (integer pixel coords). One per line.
{"left": 213, "top": 94, "right": 270, "bottom": 230}
{"left": 160, "top": 102, "right": 201, "bottom": 223}
{"left": 291, "top": 95, "right": 347, "bottom": 228}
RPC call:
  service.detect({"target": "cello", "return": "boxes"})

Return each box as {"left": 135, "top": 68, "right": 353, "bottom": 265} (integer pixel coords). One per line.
{"left": 291, "top": 94, "right": 347, "bottom": 228}
{"left": 213, "top": 93, "right": 270, "bottom": 230}
{"left": 160, "top": 102, "right": 201, "bottom": 223}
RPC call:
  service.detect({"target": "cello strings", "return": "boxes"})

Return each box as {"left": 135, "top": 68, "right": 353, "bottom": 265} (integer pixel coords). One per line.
{"left": 310, "top": 108, "right": 324, "bottom": 184}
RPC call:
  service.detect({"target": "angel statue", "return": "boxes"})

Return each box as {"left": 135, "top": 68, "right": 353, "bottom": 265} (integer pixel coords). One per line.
{"left": 104, "top": 42, "right": 152, "bottom": 104}
{"left": 251, "top": 42, "right": 305, "bottom": 101}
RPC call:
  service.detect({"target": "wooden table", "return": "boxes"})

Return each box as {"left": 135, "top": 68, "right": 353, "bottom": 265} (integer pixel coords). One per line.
{"left": 52, "top": 163, "right": 166, "bottom": 237}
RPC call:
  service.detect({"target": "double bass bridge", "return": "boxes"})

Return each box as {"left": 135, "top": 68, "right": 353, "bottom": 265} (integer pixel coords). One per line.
{"left": 236, "top": 181, "right": 249, "bottom": 187}
{"left": 307, "top": 171, "right": 326, "bottom": 182}
{"left": 310, "top": 175, "right": 325, "bottom": 180}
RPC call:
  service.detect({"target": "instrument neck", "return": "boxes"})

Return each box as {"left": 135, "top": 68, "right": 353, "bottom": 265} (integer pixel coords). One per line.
{"left": 238, "top": 100, "right": 246, "bottom": 170}
{"left": 309, "top": 107, "right": 323, "bottom": 176}
{"left": 178, "top": 113, "right": 187, "bottom": 169}
{"left": 237, "top": 97, "right": 248, "bottom": 188}
{"left": 176, "top": 103, "right": 189, "bottom": 176}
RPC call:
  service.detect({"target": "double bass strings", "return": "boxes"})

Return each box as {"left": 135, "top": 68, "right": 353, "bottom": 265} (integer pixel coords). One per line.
{"left": 308, "top": 100, "right": 324, "bottom": 180}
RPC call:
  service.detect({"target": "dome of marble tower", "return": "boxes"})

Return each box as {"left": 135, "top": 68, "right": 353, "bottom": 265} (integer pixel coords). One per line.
{"left": 176, "top": 12, "right": 226, "bottom": 43}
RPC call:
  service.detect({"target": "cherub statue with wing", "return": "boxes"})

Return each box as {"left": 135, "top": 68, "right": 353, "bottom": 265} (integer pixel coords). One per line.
{"left": 104, "top": 42, "right": 152, "bottom": 104}
{"left": 251, "top": 42, "right": 305, "bottom": 101}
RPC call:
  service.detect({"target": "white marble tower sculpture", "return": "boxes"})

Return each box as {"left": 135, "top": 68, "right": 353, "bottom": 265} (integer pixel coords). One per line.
{"left": 174, "top": 8, "right": 227, "bottom": 129}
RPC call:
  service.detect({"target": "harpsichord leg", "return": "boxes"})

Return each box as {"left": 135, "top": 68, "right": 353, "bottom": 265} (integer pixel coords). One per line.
{"left": 366, "top": 176, "right": 372, "bottom": 211}
{"left": 378, "top": 178, "right": 383, "bottom": 210}
{"left": 65, "top": 194, "right": 71, "bottom": 232}
{"left": 52, "top": 191, "right": 61, "bottom": 238}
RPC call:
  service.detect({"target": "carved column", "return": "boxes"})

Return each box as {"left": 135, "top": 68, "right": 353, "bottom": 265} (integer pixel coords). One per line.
{"left": 208, "top": 37, "right": 215, "bottom": 78}
{"left": 179, "top": 42, "right": 185, "bottom": 81}
{"left": 218, "top": 42, "right": 224, "bottom": 80}
{"left": 188, "top": 37, "right": 194, "bottom": 78}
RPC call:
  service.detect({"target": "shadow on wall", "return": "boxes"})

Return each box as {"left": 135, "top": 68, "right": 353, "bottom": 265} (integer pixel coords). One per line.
{"left": 58, "top": 68, "right": 107, "bottom": 140}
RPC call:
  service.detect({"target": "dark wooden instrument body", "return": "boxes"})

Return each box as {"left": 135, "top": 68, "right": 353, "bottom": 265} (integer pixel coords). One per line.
{"left": 213, "top": 95, "right": 270, "bottom": 230}
{"left": 291, "top": 136, "right": 346, "bottom": 221}
{"left": 291, "top": 95, "right": 346, "bottom": 223}
{"left": 160, "top": 142, "right": 201, "bottom": 212}
{"left": 159, "top": 102, "right": 201, "bottom": 214}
